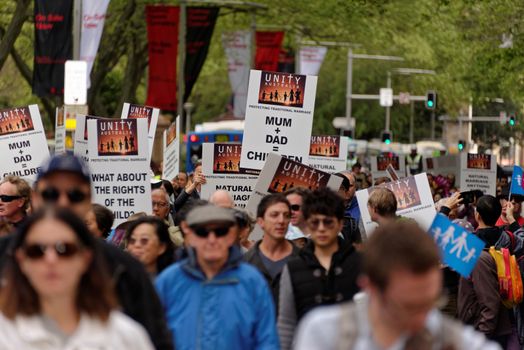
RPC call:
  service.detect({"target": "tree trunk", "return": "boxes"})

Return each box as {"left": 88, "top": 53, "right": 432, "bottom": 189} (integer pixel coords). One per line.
{"left": 0, "top": 0, "right": 31, "bottom": 73}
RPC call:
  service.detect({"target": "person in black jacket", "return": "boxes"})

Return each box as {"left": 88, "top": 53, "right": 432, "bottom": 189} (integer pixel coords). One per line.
{"left": 0, "top": 153, "right": 173, "bottom": 350}
{"left": 277, "top": 188, "right": 362, "bottom": 350}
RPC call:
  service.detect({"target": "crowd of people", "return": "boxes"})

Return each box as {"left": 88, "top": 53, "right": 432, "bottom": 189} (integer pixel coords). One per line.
{"left": 0, "top": 151, "right": 520, "bottom": 349}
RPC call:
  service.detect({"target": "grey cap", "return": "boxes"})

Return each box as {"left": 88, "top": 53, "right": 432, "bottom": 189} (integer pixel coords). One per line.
{"left": 186, "top": 205, "right": 236, "bottom": 227}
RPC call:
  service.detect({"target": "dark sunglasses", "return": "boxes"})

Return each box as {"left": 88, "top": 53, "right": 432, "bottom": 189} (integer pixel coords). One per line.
{"left": 40, "top": 187, "right": 88, "bottom": 204}
{"left": 290, "top": 204, "right": 301, "bottom": 211}
{"left": 192, "top": 225, "right": 232, "bottom": 238}
{"left": 0, "top": 194, "right": 22, "bottom": 202}
{"left": 22, "top": 241, "right": 82, "bottom": 260}
{"left": 307, "top": 217, "right": 337, "bottom": 230}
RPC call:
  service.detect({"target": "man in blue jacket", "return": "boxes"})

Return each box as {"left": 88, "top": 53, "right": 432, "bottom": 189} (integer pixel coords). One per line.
{"left": 156, "top": 204, "right": 279, "bottom": 350}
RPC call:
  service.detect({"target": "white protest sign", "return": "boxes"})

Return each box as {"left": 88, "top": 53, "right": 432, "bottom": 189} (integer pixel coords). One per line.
{"left": 459, "top": 153, "right": 497, "bottom": 196}
{"left": 423, "top": 154, "right": 460, "bottom": 179}
{"left": 370, "top": 154, "right": 406, "bottom": 181}
{"left": 121, "top": 103, "right": 159, "bottom": 160}
{"left": 88, "top": 118, "right": 152, "bottom": 227}
{"left": 162, "top": 116, "right": 180, "bottom": 181}
{"left": 240, "top": 70, "right": 318, "bottom": 171}
{"left": 246, "top": 153, "right": 343, "bottom": 240}
{"left": 74, "top": 114, "right": 107, "bottom": 164}
{"left": 64, "top": 60, "right": 87, "bottom": 105}
{"left": 54, "top": 106, "right": 66, "bottom": 154}
{"left": 356, "top": 173, "right": 436, "bottom": 236}
{"left": 0, "top": 105, "right": 50, "bottom": 183}
{"left": 308, "top": 135, "right": 349, "bottom": 173}
{"left": 201, "top": 143, "right": 259, "bottom": 208}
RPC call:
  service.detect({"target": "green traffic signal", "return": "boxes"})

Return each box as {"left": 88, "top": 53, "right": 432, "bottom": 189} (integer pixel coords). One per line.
{"left": 385, "top": 139, "right": 391, "bottom": 145}
{"left": 509, "top": 116, "right": 516, "bottom": 126}
{"left": 427, "top": 100, "right": 434, "bottom": 108}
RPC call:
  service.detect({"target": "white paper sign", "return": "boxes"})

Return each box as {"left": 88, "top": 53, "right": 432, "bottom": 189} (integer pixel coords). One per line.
{"left": 0, "top": 105, "right": 50, "bottom": 183}
{"left": 423, "top": 154, "right": 460, "bottom": 179}
{"left": 240, "top": 70, "right": 318, "bottom": 171}
{"left": 121, "top": 103, "right": 159, "bottom": 159}
{"left": 201, "top": 143, "right": 259, "bottom": 208}
{"left": 356, "top": 173, "right": 436, "bottom": 236}
{"left": 308, "top": 135, "right": 349, "bottom": 173}
{"left": 370, "top": 154, "right": 406, "bottom": 181}
{"left": 64, "top": 60, "right": 87, "bottom": 105}
{"left": 88, "top": 118, "right": 152, "bottom": 227}
{"left": 459, "top": 153, "right": 497, "bottom": 196}
{"left": 54, "top": 107, "right": 66, "bottom": 154}
{"left": 246, "top": 153, "right": 343, "bottom": 240}
{"left": 74, "top": 114, "right": 108, "bottom": 164}
{"left": 162, "top": 116, "right": 180, "bottom": 181}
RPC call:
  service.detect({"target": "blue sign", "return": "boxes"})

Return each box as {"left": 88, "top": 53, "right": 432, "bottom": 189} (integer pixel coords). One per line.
{"left": 510, "top": 165, "right": 524, "bottom": 197}
{"left": 428, "top": 214, "right": 485, "bottom": 277}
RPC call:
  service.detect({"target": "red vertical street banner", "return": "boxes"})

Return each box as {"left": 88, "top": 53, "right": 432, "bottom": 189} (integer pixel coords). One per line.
{"left": 146, "top": 5, "right": 180, "bottom": 111}
{"left": 33, "top": 0, "right": 73, "bottom": 97}
{"left": 184, "top": 7, "right": 219, "bottom": 102}
{"left": 255, "top": 31, "right": 284, "bottom": 72}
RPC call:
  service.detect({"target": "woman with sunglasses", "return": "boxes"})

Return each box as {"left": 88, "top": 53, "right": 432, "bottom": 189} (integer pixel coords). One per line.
{"left": 0, "top": 208, "right": 154, "bottom": 349}
{"left": 125, "top": 216, "right": 175, "bottom": 276}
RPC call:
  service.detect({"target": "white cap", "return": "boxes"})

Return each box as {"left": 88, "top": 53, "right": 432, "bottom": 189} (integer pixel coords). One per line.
{"left": 286, "top": 225, "right": 306, "bottom": 241}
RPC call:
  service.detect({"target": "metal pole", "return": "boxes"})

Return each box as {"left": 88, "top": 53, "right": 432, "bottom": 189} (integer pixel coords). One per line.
{"left": 178, "top": 1, "right": 187, "bottom": 126}
{"left": 410, "top": 99, "right": 414, "bottom": 144}
{"left": 250, "top": 12, "right": 256, "bottom": 68}
{"left": 72, "top": 0, "right": 82, "bottom": 60}
{"left": 431, "top": 110, "right": 435, "bottom": 140}
{"left": 346, "top": 48, "right": 353, "bottom": 138}
{"left": 385, "top": 71, "right": 391, "bottom": 131}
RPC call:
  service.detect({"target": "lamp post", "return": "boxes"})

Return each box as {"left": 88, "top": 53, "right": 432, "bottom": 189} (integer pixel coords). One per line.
{"left": 183, "top": 102, "right": 194, "bottom": 135}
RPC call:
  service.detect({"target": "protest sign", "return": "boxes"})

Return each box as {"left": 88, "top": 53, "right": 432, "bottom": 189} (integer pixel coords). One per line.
{"left": 0, "top": 105, "right": 50, "bottom": 183}
{"left": 423, "top": 154, "right": 460, "bottom": 179}
{"left": 121, "top": 103, "right": 159, "bottom": 159}
{"left": 54, "top": 106, "right": 66, "bottom": 154}
{"left": 370, "top": 154, "right": 406, "bottom": 181}
{"left": 429, "top": 213, "right": 485, "bottom": 277}
{"left": 510, "top": 165, "right": 524, "bottom": 197}
{"left": 240, "top": 70, "right": 318, "bottom": 171}
{"left": 308, "top": 135, "right": 349, "bottom": 173}
{"left": 74, "top": 114, "right": 107, "bottom": 164}
{"left": 201, "top": 143, "right": 259, "bottom": 208}
{"left": 162, "top": 116, "right": 180, "bottom": 181}
{"left": 246, "top": 153, "right": 342, "bottom": 240}
{"left": 88, "top": 118, "right": 151, "bottom": 227}
{"left": 356, "top": 173, "right": 436, "bottom": 236}
{"left": 459, "top": 153, "right": 497, "bottom": 196}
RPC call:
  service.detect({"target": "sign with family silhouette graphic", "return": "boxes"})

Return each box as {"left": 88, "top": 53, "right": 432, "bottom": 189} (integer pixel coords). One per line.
{"left": 308, "top": 135, "right": 349, "bottom": 173}
{"left": 370, "top": 154, "right": 406, "bottom": 181}
{"left": 309, "top": 135, "right": 340, "bottom": 157}
{"left": 54, "top": 107, "right": 66, "bottom": 155}
{"left": 257, "top": 71, "right": 306, "bottom": 108}
{"left": 0, "top": 107, "right": 35, "bottom": 136}
{"left": 201, "top": 143, "right": 258, "bottom": 208}
{"left": 429, "top": 213, "right": 485, "bottom": 277}
{"left": 165, "top": 121, "right": 177, "bottom": 147}
{"left": 121, "top": 103, "right": 159, "bottom": 159}
{"left": 74, "top": 115, "right": 110, "bottom": 164}
{"left": 162, "top": 116, "right": 180, "bottom": 181}
{"left": 459, "top": 153, "right": 497, "bottom": 196}
{"left": 97, "top": 119, "right": 138, "bottom": 156}
{"left": 356, "top": 173, "right": 436, "bottom": 236}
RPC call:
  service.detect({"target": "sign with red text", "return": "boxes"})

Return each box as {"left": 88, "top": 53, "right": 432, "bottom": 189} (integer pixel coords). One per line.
{"left": 370, "top": 154, "right": 406, "bottom": 181}
{"left": 308, "top": 135, "right": 349, "bottom": 173}
{"left": 121, "top": 103, "right": 159, "bottom": 159}
{"left": 460, "top": 153, "right": 497, "bottom": 196}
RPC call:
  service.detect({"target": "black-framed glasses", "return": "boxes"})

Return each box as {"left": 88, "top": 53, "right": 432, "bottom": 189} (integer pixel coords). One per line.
{"left": 22, "top": 241, "right": 82, "bottom": 260}
{"left": 290, "top": 204, "right": 301, "bottom": 211}
{"left": 152, "top": 201, "right": 169, "bottom": 208}
{"left": 39, "top": 187, "right": 88, "bottom": 204}
{"left": 0, "top": 194, "right": 22, "bottom": 203}
{"left": 307, "top": 217, "right": 337, "bottom": 230}
{"left": 192, "top": 225, "right": 232, "bottom": 238}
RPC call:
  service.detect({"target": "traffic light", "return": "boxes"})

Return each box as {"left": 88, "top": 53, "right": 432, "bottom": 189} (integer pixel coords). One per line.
{"left": 425, "top": 90, "right": 437, "bottom": 110}
{"left": 458, "top": 139, "right": 465, "bottom": 151}
{"left": 509, "top": 115, "right": 516, "bottom": 126}
{"left": 381, "top": 130, "right": 392, "bottom": 145}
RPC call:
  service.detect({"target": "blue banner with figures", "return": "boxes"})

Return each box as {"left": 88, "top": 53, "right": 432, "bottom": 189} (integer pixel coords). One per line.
{"left": 510, "top": 165, "right": 524, "bottom": 197}
{"left": 428, "top": 214, "right": 485, "bottom": 277}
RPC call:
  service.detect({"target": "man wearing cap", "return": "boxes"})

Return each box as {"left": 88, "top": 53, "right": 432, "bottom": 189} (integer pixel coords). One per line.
{"left": 0, "top": 153, "right": 174, "bottom": 350}
{"left": 0, "top": 175, "right": 31, "bottom": 229}
{"left": 156, "top": 204, "right": 279, "bottom": 349}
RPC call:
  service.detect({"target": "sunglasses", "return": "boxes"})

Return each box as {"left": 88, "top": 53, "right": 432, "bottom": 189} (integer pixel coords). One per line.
{"left": 192, "top": 225, "right": 232, "bottom": 238}
{"left": 21, "top": 241, "right": 82, "bottom": 260}
{"left": 307, "top": 217, "right": 337, "bottom": 230}
{"left": 40, "top": 187, "right": 88, "bottom": 204}
{"left": 290, "top": 204, "right": 301, "bottom": 212}
{"left": 0, "top": 194, "right": 22, "bottom": 202}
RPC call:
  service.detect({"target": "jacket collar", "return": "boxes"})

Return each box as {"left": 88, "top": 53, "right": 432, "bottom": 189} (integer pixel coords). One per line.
{"left": 182, "top": 245, "right": 243, "bottom": 281}
{"left": 475, "top": 226, "right": 504, "bottom": 247}
{"left": 300, "top": 237, "right": 354, "bottom": 265}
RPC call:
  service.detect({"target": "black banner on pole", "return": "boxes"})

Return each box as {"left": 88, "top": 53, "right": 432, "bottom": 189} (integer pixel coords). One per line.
{"left": 184, "top": 7, "right": 219, "bottom": 102}
{"left": 33, "top": 0, "right": 73, "bottom": 97}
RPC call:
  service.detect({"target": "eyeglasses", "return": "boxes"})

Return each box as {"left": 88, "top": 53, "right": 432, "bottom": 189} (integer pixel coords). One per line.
{"left": 39, "top": 187, "right": 88, "bottom": 204}
{"left": 192, "top": 225, "right": 232, "bottom": 238}
{"left": 307, "top": 217, "right": 337, "bottom": 230}
{"left": 21, "top": 241, "right": 82, "bottom": 260}
{"left": 0, "top": 194, "right": 22, "bottom": 202}
{"left": 128, "top": 237, "right": 151, "bottom": 246}
{"left": 290, "top": 204, "right": 301, "bottom": 211}
{"left": 152, "top": 201, "right": 169, "bottom": 208}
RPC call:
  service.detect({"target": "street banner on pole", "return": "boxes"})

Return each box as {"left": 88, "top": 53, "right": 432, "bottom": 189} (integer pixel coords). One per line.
{"left": 223, "top": 31, "right": 251, "bottom": 119}
{"left": 0, "top": 105, "right": 50, "bottom": 183}
{"left": 162, "top": 116, "right": 180, "bottom": 181}
{"left": 255, "top": 31, "right": 284, "bottom": 72}
{"left": 54, "top": 106, "right": 66, "bottom": 154}
{"left": 80, "top": 0, "right": 110, "bottom": 88}
{"left": 308, "top": 135, "right": 349, "bottom": 173}
{"left": 240, "top": 70, "right": 318, "bottom": 171}
{"left": 145, "top": 5, "right": 179, "bottom": 111}
{"left": 356, "top": 173, "right": 436, "bottom": 236}
{"left": 88, "top": 118, "right": 151, "bottom": 227}
{"left": 459, "top": 153, "right": 497, "bottom": 196}
{"left": 246, "top": 153, "right": 342, "bottom": 240}
{"left": 370, "top": 154, "right": 406, "bottom": 181}
{"left": 299, "top": 46, "right": 327, "bottom": 76}
{"left": 121, "top": 103, "right": 159, "bottom": 160}
{"left": 201, "top": 143, "right": 259, "bottom": 208}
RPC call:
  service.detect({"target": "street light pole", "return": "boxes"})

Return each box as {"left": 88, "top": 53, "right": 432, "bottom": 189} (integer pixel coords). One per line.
{"left": 385, "top": 71, "right": 391, "bottom": 132}
{"left": 346, "top": 48, "right": 353, "bottom": 138}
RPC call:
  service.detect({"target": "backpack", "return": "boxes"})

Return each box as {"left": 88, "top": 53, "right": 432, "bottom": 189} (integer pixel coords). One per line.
{"left": 488, "top": 245, "right": 524, "bottom": 308}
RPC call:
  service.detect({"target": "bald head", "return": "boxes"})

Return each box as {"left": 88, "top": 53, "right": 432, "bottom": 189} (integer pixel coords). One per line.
{"left": 209, "top": 189, "right": 235, "bottom": 208}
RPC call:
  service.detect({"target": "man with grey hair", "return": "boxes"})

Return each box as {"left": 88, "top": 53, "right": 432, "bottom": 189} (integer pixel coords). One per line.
{"left": 209, "top": 189, "right": 235, "bottom": 208}
{"left": 0, "top": 175, "right": 31, "bottom": 229}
